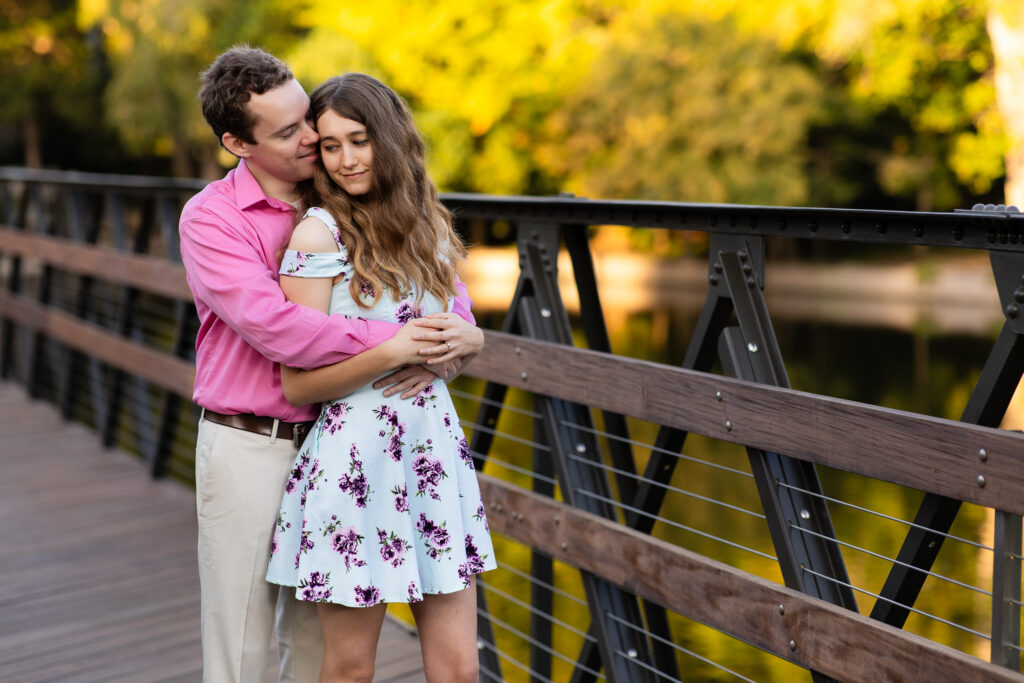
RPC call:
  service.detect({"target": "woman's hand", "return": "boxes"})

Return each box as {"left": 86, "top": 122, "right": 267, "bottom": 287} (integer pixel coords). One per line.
{"left": 380, "top": 321, "right": 441, "bottom": 367}
{"left": 412, "top": 313, "right": 484, "bottom": 365}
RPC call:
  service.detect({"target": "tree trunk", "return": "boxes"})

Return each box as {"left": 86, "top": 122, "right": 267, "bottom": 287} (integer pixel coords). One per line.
{"left": 170, "top": 134, "right": 194, "bottom": 179}
{"left": 989, "top": 3, "right": 1024, "bottom": 207}
{"left": 23, "top": 116, "right": 42, "bottom": 169}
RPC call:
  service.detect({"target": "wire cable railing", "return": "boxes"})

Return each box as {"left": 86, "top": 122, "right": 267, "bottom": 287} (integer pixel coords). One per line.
{"left": 777, "top": 480, "right": 995, "bottom": 552}
{"left": 572, "top": 487, "right": 778, "bottom": 561}
{"left": 605, "top": 612, "right": 759, "bottom": 683}
{"left": 801, "top": 566, "right": 991, "bottom": 640}
{"left": 793, "top": 523, "right": 992, "bottom": 597}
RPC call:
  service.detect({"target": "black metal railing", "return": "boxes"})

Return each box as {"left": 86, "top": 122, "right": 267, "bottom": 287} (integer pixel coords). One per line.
{"left": 1, "top": 166, "right": 1022, "bottom": 682}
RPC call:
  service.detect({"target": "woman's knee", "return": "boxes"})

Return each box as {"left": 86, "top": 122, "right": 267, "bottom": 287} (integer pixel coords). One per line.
{"left": 424, "top": 653, "right": 478, "bottom": 683}
{"left": 320, "top": 654, "right": 375, "bottom": 683}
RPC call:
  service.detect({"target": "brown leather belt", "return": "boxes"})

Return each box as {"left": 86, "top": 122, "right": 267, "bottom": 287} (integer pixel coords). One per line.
{"left": 202, "top": 409, "right": 314, "bottom": 447}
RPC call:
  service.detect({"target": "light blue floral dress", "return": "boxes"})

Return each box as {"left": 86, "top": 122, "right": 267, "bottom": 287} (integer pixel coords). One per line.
{"left": 266, "top": 207, "right": 495, "bottom": 607}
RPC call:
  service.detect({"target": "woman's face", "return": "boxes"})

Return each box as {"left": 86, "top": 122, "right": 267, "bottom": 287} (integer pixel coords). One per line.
{"left": 317, "top": 109, "right": 374, "bottom": 196}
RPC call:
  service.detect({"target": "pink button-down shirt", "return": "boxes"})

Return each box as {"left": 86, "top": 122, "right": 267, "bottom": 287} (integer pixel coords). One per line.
{"left": 179, "top": 160, "right": 474, "bottom": 422}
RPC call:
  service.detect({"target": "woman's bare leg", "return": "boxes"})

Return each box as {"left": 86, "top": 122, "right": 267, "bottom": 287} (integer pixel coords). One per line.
{"left": 316, "top": 602, "right": 387, "bottom": 683}
{"left": 410, "top": 579, "right": 479, "bottom": 682}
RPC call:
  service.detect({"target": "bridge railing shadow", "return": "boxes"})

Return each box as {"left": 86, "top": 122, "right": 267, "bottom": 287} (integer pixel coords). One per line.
{"left": 1, "top": 166, "right": 1022, "bottom": 682}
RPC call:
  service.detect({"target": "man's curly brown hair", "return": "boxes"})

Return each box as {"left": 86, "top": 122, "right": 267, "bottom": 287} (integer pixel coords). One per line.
{"left": 199, "top": 46, "right": 293, "bottom": 147}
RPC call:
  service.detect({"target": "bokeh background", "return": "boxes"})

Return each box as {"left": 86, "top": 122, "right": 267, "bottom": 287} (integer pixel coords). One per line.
{"left": 7, "top": 3, "right": 1024, "bottom": 679}
{"left": 9, "top": 0, "right": 1024, "bottom": 213}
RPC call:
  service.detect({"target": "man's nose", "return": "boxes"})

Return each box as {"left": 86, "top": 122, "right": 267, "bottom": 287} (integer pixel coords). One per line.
{"left": 299, "top": 120, "right": 319, "bottom": 145}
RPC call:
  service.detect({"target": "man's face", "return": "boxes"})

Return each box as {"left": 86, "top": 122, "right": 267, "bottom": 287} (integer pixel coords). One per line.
{"left": 241, "top": 79, "right": 319, "bottom": 186}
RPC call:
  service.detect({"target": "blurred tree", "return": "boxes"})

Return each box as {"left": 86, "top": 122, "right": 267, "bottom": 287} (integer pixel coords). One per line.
{"left": 538, "top": 12, "right": 823, "bottom": 206}
{"left": 0, "top": 0, "right": 94, "bottom": 167}
{"left": 78, "top": 0, "right": 305, "bottom": 178}
{"left": 690, "top": 0, "right": 1001, "bottom": 210}
{"left": 289, "top": 0, "right": 609, "bottom": 194}
{"left": 988, "top": 0, "right": 1024, "bottom": 207}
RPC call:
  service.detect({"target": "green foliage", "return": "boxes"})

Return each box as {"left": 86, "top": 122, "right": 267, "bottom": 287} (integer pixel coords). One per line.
{"left": 6, "top": 0, "right": 1017, "bottom": 208}
{"left": 78, "top": 0, "right": 306, "bottom": 175}
{"left": 0, "top": 0, "right": 97, "bottom": 165}
{"left": 539, "top": 12, "right": 823, "bottom": 205}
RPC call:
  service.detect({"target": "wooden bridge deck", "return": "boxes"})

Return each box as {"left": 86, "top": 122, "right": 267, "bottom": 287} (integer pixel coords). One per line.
{"left": 0, "top": 381, "right": 426, "bottom": 683}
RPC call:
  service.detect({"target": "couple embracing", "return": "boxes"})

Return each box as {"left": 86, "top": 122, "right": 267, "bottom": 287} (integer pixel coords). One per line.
{"left": 179, "top": 46, "right": 495, "bottom": 682}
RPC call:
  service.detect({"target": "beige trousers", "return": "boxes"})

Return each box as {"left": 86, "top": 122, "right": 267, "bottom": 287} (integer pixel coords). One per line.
{"left": 196, "top": 417, "right": 325, "bottom": 683}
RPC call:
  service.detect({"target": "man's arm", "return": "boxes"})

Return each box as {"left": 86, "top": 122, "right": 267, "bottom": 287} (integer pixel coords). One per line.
{"left": 452, "top": 275, "right": 475, "bottom": 325}
{"left": 180, "top": 210, "right": 400, "bottom": 370}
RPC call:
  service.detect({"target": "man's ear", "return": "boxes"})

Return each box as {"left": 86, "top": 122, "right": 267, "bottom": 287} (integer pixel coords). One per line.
{"left": 221, "top": 132, "right": 251, "bottom": 159}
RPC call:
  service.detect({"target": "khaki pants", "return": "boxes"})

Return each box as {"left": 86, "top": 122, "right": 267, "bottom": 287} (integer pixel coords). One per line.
{"left": 196, "top": 417, "right": 324, "bottom": 683}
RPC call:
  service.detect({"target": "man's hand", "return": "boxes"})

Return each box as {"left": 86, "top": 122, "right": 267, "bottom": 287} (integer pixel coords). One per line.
{"left": 425, "top": 357, "right": 462, "bottom": 381}
{"left": 373, "top": 364, "right": 438, "bottom": 399}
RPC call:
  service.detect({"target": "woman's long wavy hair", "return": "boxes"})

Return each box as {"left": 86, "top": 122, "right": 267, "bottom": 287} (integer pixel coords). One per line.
{"left": 300, "top": 73, "right": 465, "bottom": 309}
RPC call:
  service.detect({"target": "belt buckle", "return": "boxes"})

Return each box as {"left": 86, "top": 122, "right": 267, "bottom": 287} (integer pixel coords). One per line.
{"left": 292, "top": 423, "right": 310, "bottom": 448}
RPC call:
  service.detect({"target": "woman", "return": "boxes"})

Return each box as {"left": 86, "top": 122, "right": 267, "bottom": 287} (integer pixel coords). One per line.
{"left": 265, "top": 73, "right": 495, "bottom": 683}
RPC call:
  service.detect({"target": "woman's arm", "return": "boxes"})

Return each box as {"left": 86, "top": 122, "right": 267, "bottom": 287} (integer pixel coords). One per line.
{"left": 281, "top": 324, "right": 434, "bottom": 404}
{"left": 278, "top": 215, "right": 440, "bottom": 404}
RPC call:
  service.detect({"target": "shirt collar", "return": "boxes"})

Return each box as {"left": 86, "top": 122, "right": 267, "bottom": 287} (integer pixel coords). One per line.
{"left": 234, "top": 160, "right": 272, "bottom": 210}
{"left": 233, "top": 159, "right": 297, "bottom": 213}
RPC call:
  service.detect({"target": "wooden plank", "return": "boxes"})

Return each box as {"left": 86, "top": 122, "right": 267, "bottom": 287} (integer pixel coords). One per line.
{"left": 0, "top": 381, "right": 425, "bottom": 683}
{"left": 469, "top": 330, "right": 1024, "bottom": 517}
{"left": 0, "top": 292, "right": 195, "bottom": 397}
{"left": 0, "top": 226, "right": 192, "bottom": 301}
{"left": 478, "top": 473, "right": 1024, "bottom": 683}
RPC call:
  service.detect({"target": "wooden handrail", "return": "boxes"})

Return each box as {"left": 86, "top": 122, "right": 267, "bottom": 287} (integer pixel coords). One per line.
{"left": 0, "top": 292, "right": 195, "bottom": 397}
{"left": 480, "top": 474, "right": 1023, "bottom": 682}
{"left": 0, "top": 227, "right": 192, "bottom": 301}
{"left": 3, "top": 227, "right": 1023, "bottom": 515}
{"left": 472, "top": 331, "right": 1024, "bottom": 517}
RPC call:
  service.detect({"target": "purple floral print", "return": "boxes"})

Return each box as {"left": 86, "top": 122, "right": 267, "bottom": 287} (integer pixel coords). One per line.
{"left": 320, "top": 400, "right": 351, "bottom": 436}
{"left": 284, "top": 453, "right": 310, "bottom": 495}
{"left": 300, "top": 458, "right": 324, "bottom": 506}
{"left": 282, "top": 250, "right": 311, "bottom": 275}
{"left": 412, "top": 384, "right": 436, "bottom": 408}
{"left": 408, "top": 581, "right": 420, "bottom": 603}
{"left": 377, "top": 528, "right": 412, "bottom": 568}
{"left": 294, "top": 518, "right": 315, "bottom": 569}
{"left": 354, "top": 584, "right": 382, "bottom": 606}
{"left": 458, "top": 534, "right": 489, "bottom": 587}
{"left": 359, "top": 279, "right": 376, "bottom": 300}
{"left": 392, "top": 483, "right": 409, "bottom": 513}
{"left": 457, "top": 437, "right": 473, "bottom": 469}
{"left": 395, "top": 300, "right": 424, "bottom": 324}
{"left": 412, "top": 444, "right": 447, "bottom": 501}
{"left": 374, "top": 405, "right": 406, "bottom": 461}
{"left": 298, "top": 571, "right": 333, "bottom": 602}
{"left": 271, "top": 512, "right": 291, "bottom": 556}
{"left": 338, "top": 443, "right": 371, "bottom": 507}
{"left": 473, "top": 502, "right": 489, "bottom": 531}
{"left": 323, "top": 516, "right": 367, "bottom": 571}
{"left": 415, "top": 513, "right": 452, "bottom": 560}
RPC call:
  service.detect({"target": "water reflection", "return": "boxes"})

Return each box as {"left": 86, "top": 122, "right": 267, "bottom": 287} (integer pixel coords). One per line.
{"left": 451, "top": 249, "right": 1010, "bottom": 680}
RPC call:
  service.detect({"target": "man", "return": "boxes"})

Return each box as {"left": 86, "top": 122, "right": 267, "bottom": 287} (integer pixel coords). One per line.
{"left": 179, "top": 46, "right": 475, "bottom": 681}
